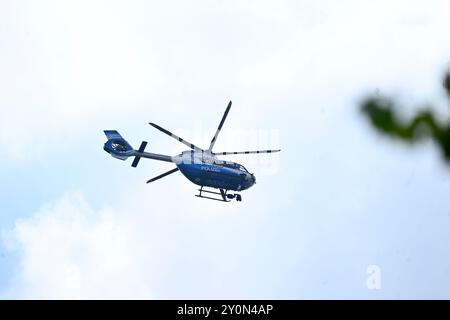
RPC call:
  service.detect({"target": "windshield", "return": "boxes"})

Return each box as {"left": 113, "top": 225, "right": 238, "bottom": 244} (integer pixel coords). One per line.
{"left": 239, "top": 165, "right": 249, "bottom": 172}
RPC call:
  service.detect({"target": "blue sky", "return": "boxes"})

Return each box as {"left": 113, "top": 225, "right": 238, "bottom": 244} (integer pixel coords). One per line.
{"left": 1, "top": 0, "right": 450, "bottom": 299}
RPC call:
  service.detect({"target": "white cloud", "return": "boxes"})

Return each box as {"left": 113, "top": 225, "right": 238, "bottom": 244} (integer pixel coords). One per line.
{"left": 2, "top": 192, "right": 153, "bottom": 299}
{"left": 2, "top": 186, "right": 297, "bottom": 299}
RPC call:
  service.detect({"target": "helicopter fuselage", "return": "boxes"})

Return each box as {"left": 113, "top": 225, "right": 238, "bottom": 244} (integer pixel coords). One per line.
{"left": 174, "top": 150, "right": 255, "bottom": 191}
{"left": 103, "top": 141, "right": 256, "bottom": 191}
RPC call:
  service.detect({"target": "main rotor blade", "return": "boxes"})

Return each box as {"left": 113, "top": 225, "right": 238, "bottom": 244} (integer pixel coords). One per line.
{"left": 208, "top": 100, "right": 232, "bottom": 151}
{"left": 213, "top": 149, "right": 281, "bottom": 156}
{"left": 146, "top": 168, "right": 179, "bottom": 184}
{"left": 149, "top": 122, "right": 203, "bottom": 151}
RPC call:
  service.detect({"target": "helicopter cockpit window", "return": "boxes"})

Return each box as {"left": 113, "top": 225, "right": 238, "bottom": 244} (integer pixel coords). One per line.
{"left": 222, "top": 162, "right": 238, "bottom": 169}
{"left": 239, "top": 165, "right": 249, "bottom": 172}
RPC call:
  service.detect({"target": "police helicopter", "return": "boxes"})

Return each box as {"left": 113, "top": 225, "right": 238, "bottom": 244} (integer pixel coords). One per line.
{"left": 103, "top": 101, "right": 281, "bottom": 202}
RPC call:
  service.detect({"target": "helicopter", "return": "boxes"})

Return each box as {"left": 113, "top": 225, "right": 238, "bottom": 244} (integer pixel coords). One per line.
{"left": 103, "top": 101, "right": 281, "bottom": 202}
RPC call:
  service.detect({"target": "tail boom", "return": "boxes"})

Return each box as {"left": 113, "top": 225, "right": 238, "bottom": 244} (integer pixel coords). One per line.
{"left": 103, "top": 130, "right": 174, "bottom": 165}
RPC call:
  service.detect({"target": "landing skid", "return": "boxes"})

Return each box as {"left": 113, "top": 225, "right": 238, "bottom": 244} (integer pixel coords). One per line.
{"left": 195, "top": 186, "right": 242, "bottom": 202}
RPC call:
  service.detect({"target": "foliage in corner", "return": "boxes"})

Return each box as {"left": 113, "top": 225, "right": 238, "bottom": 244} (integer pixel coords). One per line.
{"left": 361, "top": 72, "right": 450, "bottom": 162}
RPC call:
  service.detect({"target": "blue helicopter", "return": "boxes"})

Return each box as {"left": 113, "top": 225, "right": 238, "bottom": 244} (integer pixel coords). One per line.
{"left": 103, "top": 101, "right": 281, "bottom": 202}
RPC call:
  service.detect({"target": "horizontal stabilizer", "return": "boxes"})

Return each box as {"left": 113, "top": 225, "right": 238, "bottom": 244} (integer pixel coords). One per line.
{"left": 131, "top": 141, "right": 148, "bottom": 167}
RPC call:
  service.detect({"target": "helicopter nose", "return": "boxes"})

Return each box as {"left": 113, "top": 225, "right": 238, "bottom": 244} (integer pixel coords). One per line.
{"left": 245, "top": 173, "right": 255, "bottom": 188}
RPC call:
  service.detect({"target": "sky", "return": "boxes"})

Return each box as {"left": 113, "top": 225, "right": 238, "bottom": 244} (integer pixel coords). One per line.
{"left": 1, "top": 0, "right": 450, "bottom": 299}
